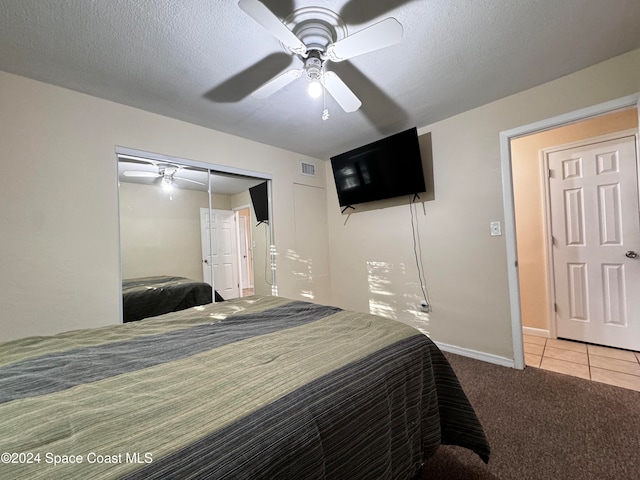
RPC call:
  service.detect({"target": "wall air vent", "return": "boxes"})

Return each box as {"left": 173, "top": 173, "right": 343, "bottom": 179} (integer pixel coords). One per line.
{"left": 300, "top": 161, "right": 316, "bottom": 177}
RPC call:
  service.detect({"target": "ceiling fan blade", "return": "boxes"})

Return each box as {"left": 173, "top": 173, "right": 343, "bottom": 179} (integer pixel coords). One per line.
{"left": 117, "top": 154, "right": 157, "bottom": 164}
{"left": 327, "top": 17, "right": 403, "bottom": 62}
{"left": 238, "top": 0, "right": 307, "bottom": 55}
{"left": 323, "top": 71, "right": 362, "bottom": 113}
{"left": 174, "top": 177, "right": 206, "bottom": 186}
{"left": 122, "top": 171, "right": 161, "bottom": 178}
{"left": 252, "top": 69, "right": 303, "bottom": 99}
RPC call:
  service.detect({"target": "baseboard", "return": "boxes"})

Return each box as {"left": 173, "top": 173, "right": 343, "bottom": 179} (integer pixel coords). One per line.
{"left": 434, "top": 341, "right": 516, "bottom": 368}
{"left": 522, "top": 326, "right": 551, "bottom": 338}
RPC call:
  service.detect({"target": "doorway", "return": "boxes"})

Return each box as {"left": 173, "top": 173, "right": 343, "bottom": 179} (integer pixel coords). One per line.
{"left": 200, "top": 208, "right": 240, "bottom": 300}
{"left": 500, "top": 93, "right": 640, "bottom": 369}
{"left": 235, "top": 206, "right": 255, "bottom": 296}
{"left": 545, "top": 133, "right": 640, "bottom": 350}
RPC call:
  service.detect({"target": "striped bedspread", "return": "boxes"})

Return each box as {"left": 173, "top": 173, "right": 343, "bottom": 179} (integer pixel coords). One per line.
{"left": 0, "top": 295, "right": 489, "bottom": 479}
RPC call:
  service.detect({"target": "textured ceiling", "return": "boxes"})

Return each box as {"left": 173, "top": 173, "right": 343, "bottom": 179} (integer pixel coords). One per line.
{"left": 1, "top": 0, "right": 639, "bottom": 160}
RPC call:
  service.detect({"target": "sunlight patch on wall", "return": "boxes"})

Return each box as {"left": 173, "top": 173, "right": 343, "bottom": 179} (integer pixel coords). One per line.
{"left": 286, "top": 248, "right": 315, "bottom": 299}
{"left": 367, "top": 261, "right": 402, "bottom": 319}
{"left": 367, "top": 260, "right": 431, "bottom": 336}
{"left": 270, "top": 244, "right": 278, "bottom": 296}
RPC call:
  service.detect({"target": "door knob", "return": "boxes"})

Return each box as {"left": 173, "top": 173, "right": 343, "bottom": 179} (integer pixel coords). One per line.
{"left": 625, "top": 251, "right": 638, "bottom": 259}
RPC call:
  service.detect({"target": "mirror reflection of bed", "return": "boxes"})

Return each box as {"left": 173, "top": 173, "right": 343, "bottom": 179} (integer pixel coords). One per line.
{"left": 121, "top": 275, "right": 216, "bottom": 323}
{"left": 117, "top": 152, "right": 272, "bottom": 323}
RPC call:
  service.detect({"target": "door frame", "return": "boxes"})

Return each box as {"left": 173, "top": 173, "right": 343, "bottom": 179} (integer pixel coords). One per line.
{"left": 499, "top": 92, "right": 640, "bottom": 370}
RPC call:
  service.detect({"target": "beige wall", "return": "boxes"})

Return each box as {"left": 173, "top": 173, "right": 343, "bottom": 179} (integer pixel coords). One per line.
{"left": 0, "top": 70, "right": 325, "bottom": 342}
{"left": 326, "top": 49, "right": 640, "bottom": 360}
{"left": 511, "top": 108, "right": 638, "bottom": 332}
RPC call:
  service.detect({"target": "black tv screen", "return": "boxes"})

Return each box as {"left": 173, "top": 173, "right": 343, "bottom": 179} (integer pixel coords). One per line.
{"left": 249, "top": 181, "right": 269, "bottom": 224}
{"left": 330, "top": 127, "right": 425, "bottom": 207}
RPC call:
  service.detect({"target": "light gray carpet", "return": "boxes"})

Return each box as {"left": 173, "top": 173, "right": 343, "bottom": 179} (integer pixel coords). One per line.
{"left": 422, "top": 352, "right": 640, "bottom": 479}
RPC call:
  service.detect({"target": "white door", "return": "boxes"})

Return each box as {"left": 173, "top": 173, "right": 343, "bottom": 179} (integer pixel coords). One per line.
{"left": 548, "top": 134, "right": 640, "bottom": 350}
{"left": 200, "top": 208, "right": 240, "bottom": 300}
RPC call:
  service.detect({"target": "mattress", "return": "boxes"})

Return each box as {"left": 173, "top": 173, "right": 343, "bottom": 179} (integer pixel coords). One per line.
{"left": 0, "top": 295, "right": 489, "bottom": 479}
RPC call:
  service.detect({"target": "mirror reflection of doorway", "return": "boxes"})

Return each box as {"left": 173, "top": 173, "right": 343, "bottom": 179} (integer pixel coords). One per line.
{"left": 116, "top": 148, "right": 273, "bottom": 323}
{"left": 200, "top": 208, "right": 240, "bottom": 300}
{"left": 236, "top": 207, "right": 255, "bottom": 296}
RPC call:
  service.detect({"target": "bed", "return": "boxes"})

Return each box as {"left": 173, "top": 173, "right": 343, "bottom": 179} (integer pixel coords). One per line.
{"left": 122, "top": 275, "right": 215, "bottom": 323}
{"left": 0, "top": 295, "right": 489, "bottom": 479}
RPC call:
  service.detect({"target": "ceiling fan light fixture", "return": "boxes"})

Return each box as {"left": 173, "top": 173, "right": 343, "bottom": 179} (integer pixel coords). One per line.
{"left": 161, "top": 176, "right": 174, "bottom": 192}
{"left": 307, "top": 79, "right": 323, "bottom": 98}
{"left": 304, "top": 51, "right": 323, "bottom": 99}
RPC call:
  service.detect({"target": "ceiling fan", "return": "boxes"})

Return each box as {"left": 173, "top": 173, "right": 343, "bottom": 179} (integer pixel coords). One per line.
{"left": 238, "top": 0, "right": 403, "bottom": 117}
{"left": 121, "top": 161, "right": 206, "bottom": 191}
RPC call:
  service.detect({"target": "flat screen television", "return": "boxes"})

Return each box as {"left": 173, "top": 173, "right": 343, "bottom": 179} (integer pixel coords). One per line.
{"left": 249, "top": 181, "right": 269, "bottom": 225}
{"left": 330, "top": 127, "right": 425, "bottom": 207}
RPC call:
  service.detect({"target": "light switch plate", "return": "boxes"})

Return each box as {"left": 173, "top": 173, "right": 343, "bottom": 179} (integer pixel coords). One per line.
{"left": 490, "top": 221, "right": 502, "bottom": 236}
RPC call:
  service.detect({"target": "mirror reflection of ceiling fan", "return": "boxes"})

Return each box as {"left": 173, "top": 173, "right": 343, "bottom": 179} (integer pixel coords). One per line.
{"left": 121, "top": 159, "right": 206, "bottom": 191}
{"left": 238, "top": 0, "right": 403, "bottom": 118}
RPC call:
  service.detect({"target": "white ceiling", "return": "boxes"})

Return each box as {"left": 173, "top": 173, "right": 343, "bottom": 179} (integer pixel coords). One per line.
{"left": 1, "top": 0, "right": 639, "bottom": 160}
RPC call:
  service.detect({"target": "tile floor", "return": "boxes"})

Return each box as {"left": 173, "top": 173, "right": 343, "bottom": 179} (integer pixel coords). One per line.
{"left": 523, "top": 335, "right": 640, "bottom": 392}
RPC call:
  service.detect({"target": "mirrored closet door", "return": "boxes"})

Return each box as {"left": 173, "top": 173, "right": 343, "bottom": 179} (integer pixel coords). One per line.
{"left": 117, "top": 149, "right": 274, "bottom": 323}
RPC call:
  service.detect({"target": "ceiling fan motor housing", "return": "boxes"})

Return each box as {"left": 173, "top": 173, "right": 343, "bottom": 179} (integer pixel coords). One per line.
{"left": 304, "top": 51, "right": 323, "bottom": 82}
{"left": 283, "top": 7, "right": 347, "bottom": 54}
{"left": 158, "top": 165, "right": 177, "bottom": 177}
